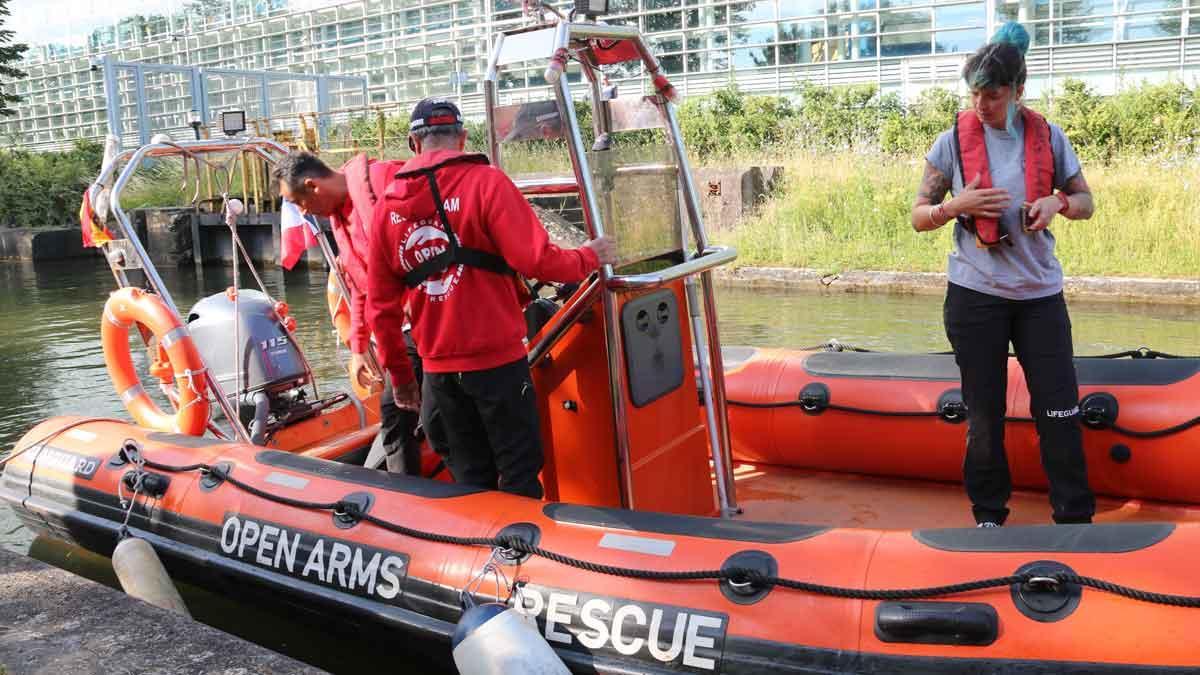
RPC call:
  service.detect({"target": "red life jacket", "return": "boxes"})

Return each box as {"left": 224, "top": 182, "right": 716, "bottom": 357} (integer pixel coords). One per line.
{"left": 953, "top": 107, "right": 1055, "bottom": 248}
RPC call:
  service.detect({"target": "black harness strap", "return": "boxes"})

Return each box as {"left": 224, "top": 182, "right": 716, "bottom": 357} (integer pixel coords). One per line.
{"left": 402, "top": 166, "right": 511, "bottom": 289}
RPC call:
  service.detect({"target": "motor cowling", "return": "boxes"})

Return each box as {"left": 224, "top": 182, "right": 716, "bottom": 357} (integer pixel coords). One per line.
{"left": 187, "top": 289, "right": 308, "bottom": 395}
{"left": 187, "top": 290, "right": 314, "bottom": 442}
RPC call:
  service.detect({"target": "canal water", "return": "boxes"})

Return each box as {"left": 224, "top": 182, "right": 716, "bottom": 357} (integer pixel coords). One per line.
{"left": 0, "top": 258, "right": 1196, "bottom": 672}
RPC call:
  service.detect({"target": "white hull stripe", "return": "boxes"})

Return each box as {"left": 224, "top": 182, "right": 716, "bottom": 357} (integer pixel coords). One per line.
{"left": 264, "top": 472, "right": 310, "bottom": 490}
{"left": 598, "top": 532, "right": 676, "bottom": 557}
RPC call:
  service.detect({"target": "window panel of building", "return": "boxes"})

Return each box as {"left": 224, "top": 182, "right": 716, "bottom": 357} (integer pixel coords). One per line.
{"left": 646, "top": 0, "right": 684, "bottom": 9}
{"left": 687, "top": 27, "right": 730, "bottom": 48}
{"left": 779, "top": 0, "right": 826, "bottom": 17}
{"left": 646, "top": 10, "right": 684, "bottom": 32}
{"left": 660, "top": 53, "right": 685, "bottom": 72}
{"left": 1057, "top": 0, "right": 1108, "bottom": 18}
{"left": 1126, "top": 0, "right": 1183, "bottom": 9}
{"left": 934, "top": 3, "right": 985, "bottom": 29}
{"left": 425, "top": 5, "right": 453, "bottom": 30}
{"left": 1057, "top": 16, "right": 1114, "bottom": 42}
{"left": 779, "top": 18, "right": 825, "bottom": 40}
{"left": 686, "top": 6, "right": 729, "bottom": 27}
{"left": 732, "top": 22, "right": 778, "bottom": 44}
{"left": 731, "top": 1, "right": 777, "bottom": 22}
{"left": 880, "top": 30, "right": 931, "bottom": 56}
{"left": 732, "top": 44, "right": 776, "bottom": 66}
{"left": 650, "top": 33, "right": 685, "bottom": 52}
{"left": 687, "top": 49, "right": 730, "bottom": 71}
{"left": 1120, "top": 11, "right": 1183, "bottom": 39}
{"left": 881, "top": 8, "right": 931, "bottom": 32}
{"left": 935, "top": 27, "right": 985, "bottom": 51}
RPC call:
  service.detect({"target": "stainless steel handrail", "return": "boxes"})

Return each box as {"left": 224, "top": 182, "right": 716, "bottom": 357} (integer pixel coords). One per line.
{"left": 554, "top": 70, "right": 637, "bottom": 510}
{"left": 102, "top": 136, "right": 352, "bottom": 446}
{"left": 663, "top": 101, "right": 740, "bottom": 516}
{"left": 513, "top": 176, "right": 579, "bottom": 195}
{"left": 485, "top": 19, "right": 739, "bottom": 513}
{"left": 605, "top": 246, "right": 736, "bottom": 290}
{"left": 108, "top": 140, "right": 261, "bottom": 443}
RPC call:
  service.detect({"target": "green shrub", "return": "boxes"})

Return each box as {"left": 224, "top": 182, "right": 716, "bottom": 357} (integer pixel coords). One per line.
{"left": 677, "top": 85, "right": 797, "bottom": 162}
{"left": 0, "top": 139, "right": 103, "bottom": 228}
{"left": 879, "top": 87, "right": 962, "bottom": 156}
{"left": 1048, "top": 79, "right": 1199, "bottom": 161}
{"left": 789, "top": 82, "right": 901, "bottom": 152}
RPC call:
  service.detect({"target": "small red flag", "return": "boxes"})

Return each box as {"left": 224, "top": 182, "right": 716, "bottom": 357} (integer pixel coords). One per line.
{"left": 280, "top": 199, "right": 320, "bottom": 270}
{"left": 80, "top": 189, "right": 114, "bottom": 248}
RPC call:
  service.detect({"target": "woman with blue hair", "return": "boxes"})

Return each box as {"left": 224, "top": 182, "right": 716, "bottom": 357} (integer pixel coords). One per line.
{"left": 910, "top": 22, "right": 1096, "bottom": 527}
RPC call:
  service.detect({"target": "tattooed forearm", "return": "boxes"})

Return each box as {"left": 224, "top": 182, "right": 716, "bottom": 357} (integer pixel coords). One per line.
{"left": 916, "top": 162, "right": 951, "bottom": 205}
{"left": 1061, "top": 172, "right": 1094, "bottom": 219}
{"left": 911, "top": 161, "right": 952, "bottom": 232}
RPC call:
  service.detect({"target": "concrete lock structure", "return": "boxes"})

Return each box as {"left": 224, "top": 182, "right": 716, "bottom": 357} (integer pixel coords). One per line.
{"left": 5, "top": 0, "right": 1200, "bottom": 151}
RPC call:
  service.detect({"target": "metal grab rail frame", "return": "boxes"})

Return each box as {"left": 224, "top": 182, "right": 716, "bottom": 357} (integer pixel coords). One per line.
{"left": 95, "top": 136, "right": 363, "bottom": 445}
{"left": 486, "top": 21, "right": 739, "bottom": 515}
{"left": 604, "top": 246, "right": 736, "bottom": 290}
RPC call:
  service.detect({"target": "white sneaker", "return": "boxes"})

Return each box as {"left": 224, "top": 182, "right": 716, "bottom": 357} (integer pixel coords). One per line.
{"left": 976, "top": 521, "right": 1000, "bottom": 528}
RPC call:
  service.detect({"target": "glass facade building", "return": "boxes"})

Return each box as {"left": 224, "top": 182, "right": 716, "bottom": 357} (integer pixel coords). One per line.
{"left": 5, "top": 0, "right": 1199, "bottom": 150}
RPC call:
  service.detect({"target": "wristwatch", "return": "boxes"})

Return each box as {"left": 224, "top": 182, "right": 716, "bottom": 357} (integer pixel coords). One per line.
{"left": 1055, "top": 192, "right": 1070, "bottom": 213}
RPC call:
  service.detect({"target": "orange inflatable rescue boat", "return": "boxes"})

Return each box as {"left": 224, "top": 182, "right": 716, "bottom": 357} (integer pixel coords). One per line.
{"left": 723, "top": 346, "right": 1200, "bottom": 504}
{"left": 5, "top": 21, "right": 1200, "bottom": 675}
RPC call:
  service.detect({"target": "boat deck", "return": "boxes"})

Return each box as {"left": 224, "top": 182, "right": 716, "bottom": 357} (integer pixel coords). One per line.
{"left": 732, "top": 462, "right": 1200, "bottom": 530}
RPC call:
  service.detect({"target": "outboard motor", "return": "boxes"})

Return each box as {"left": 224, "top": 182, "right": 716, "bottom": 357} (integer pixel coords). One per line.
{"left": 187, "top": 289, "right": 314, "bottom": 444}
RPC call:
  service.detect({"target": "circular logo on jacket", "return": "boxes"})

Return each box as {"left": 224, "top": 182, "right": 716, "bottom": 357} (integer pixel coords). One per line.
{"left": 400, "top": 221, "right": 463, "bottom": 301}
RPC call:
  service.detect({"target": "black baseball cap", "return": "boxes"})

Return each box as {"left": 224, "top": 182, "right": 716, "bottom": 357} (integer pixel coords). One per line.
{"left": 409, "top": 97, "right": 463, "bottom": 131}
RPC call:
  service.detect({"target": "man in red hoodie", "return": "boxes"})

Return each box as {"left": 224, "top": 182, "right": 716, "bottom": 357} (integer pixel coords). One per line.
{"left": 273, "top": 151, "right": 427, "bottom": 474}
{"left": 367, "top": 98, "right": 617, "bottom": 498}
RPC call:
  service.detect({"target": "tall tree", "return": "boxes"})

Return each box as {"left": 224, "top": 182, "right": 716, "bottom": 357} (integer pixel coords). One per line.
{"left": 0, "top": 0, "right": 28, "bottom": 117}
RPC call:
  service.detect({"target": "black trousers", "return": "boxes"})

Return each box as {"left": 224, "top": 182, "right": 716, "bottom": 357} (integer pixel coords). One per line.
{"left": 944, "top": 283, "right": 1095, "bottom": 525}
{"left": 426, "top": 357, "right": 544, "bottom": 498}
{"left": 371, "top": 332, "right": 450, "bottom": 475}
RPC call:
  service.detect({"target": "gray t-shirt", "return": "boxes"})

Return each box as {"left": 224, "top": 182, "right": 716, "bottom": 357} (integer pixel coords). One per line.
{"left": 926, "top": 117, "right": 1082, "bottom": 300}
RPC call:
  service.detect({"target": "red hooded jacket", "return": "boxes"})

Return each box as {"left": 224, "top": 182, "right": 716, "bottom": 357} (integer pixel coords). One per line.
{"left": 329, "top": 154, "right": 405, "bottom": 354}
{"left": 367, "top": 149, "right": 599, "bottom": 387}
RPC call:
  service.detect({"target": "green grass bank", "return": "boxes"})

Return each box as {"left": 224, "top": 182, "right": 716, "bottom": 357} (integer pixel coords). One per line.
{"left": 719, "top": 152, "right": 1200, "bottom": 279}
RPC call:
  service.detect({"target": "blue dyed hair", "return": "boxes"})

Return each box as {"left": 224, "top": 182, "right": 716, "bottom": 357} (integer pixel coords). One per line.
{"left": 963, "top": 22, "right": 1029, "bottom": 90}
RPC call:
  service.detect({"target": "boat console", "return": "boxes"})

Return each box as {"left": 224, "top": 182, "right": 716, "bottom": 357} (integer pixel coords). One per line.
{"left": 483, "top": 20, "right": 739, "bottom": 517}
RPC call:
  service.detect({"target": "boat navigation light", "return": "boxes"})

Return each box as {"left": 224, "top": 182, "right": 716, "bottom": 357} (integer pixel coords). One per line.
{"left": 189, "top": 109, "right": 204, "bottom": 140}
{"left": 575, "top": 0, "right": 609, "bottom": 18}
{"left": 221, "top": 110, "right": 246, "bottom": 137}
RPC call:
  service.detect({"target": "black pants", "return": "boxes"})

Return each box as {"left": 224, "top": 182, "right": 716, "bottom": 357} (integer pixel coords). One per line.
{"left": 426, "top": 357, "right": 544, "bottom": 498}
{"left": 944, "top": 283, "right": 1095, "bottom": 525}
{"left": 371, "top": 333, "right": 450, "bottom": 475}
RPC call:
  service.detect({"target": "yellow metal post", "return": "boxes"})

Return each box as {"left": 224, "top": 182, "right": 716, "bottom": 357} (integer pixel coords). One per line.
{"left": 377, "top": 109, "right": 386, "bottom": 157}
{"left": 240, "top": 151, "right": 250, "bottom": 208}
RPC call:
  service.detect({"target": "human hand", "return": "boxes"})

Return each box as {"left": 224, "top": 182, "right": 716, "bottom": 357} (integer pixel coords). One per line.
{"left": 392, "top": 379, "right": 420, "bottom": 412}
{"left": 949, "top": 173, "right": 1011, "bottom": 220}
{"left": 350, "top": 352, "right": 382, "bottom": 390}
{"left": 584, "top": 235, "right": 618, "bottom": 266}
{"left": 1024, "top": 195, "right": 1064, "bottom": 232}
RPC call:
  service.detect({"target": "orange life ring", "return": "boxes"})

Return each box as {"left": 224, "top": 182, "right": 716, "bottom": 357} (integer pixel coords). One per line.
{"left": 326, "top": 271, "right": 379, "bottom": 400}
{"left": 326, "top": 271, "right": 352, "bottom": 347}
{"left": 101, "top": 287, "right": 210, "bottom": 435}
